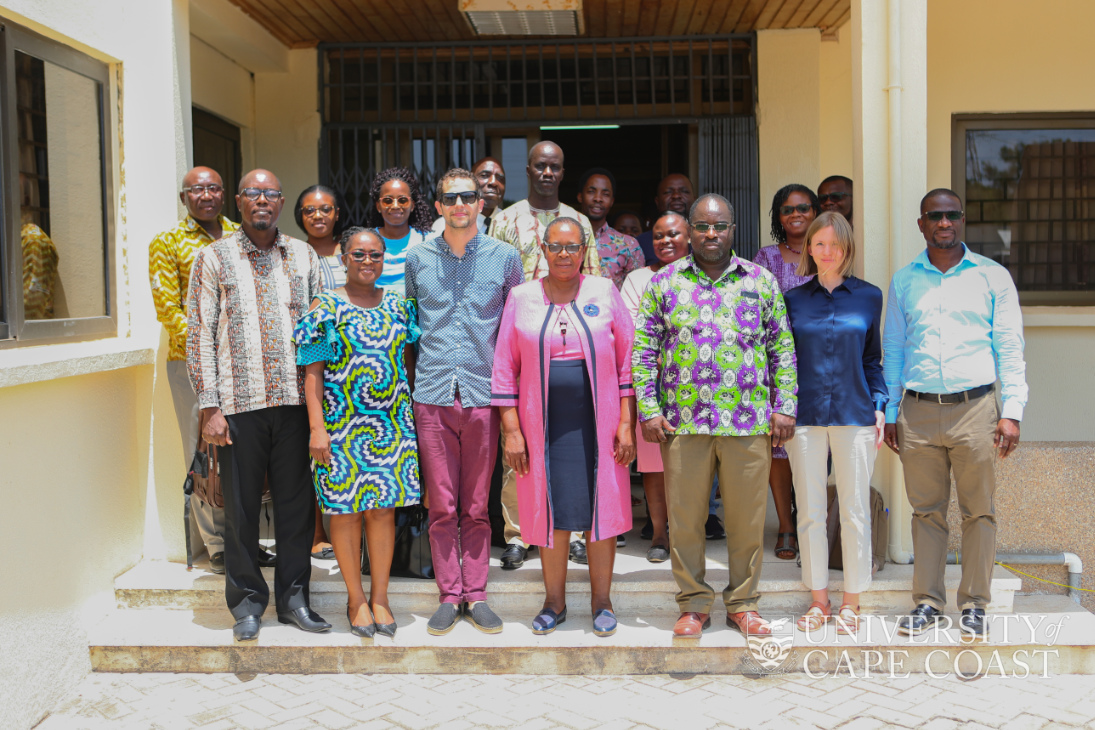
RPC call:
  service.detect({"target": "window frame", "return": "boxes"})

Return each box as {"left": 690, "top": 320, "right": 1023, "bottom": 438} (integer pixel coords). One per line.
{"left": 952, "top": 112, "right": 1095, "bottom": 307}
{"left": 0, "top": 19, "right": 116, "bottom": 345}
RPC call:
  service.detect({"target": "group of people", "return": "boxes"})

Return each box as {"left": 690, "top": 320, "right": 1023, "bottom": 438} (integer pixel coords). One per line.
{"left": 151, "top": 138, "right": 1026, "bottom": 644}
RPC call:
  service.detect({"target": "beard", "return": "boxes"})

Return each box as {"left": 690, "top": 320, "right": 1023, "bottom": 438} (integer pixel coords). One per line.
{"left": 250, "top": 218, "right": 273, "bottom": 231}
{"left": 692, "top": 242, "right": 730, "bottom": 264}
{"left": 928, "top": 236, "right": 960, "bottom": 250}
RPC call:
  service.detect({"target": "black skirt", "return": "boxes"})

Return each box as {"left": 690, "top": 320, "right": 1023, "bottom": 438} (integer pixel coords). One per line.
{"left": 546, "top": 359, "right": 596, "bottom": 533}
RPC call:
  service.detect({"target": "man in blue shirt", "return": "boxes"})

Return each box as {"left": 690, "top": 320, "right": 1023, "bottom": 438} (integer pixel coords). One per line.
{"left": 406, "top": 168, "right": 524, "bottom": 637}
{"left": 882, "top": 188, "right": 1028, "bottom": 640}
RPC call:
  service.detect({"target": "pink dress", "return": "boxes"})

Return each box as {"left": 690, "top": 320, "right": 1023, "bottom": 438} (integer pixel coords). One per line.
{"left": 754, "top": 245, "right": 813, "bottom": 460}
{"left": 620, "top": 266, "right": 663, "bottom": 473}
{"left": 491, "top": 275, "right": 636, "bottom": 548}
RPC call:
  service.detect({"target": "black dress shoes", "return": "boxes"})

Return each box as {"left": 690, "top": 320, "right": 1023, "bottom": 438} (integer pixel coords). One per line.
{"left": 277, "top": 607, "right": 332, "bottom": 633}
{"left": 257, "top": 549, "right": 277, "bottom": 567}
{"left": 500, "top": 544, "right": 529, "bottom": 570}
{"left": 233, "top": 615, "right": 261, "bottom": 642}
{"left": 959, "top": 608, "right": 988, "bottom": 640}
{"left": 897, "top": 603, "right": 944, "bottom": 636}
{"left": 705, "top": 514, "right": 726, "bottom": 540}
{"left": 569, "top": 540, "right": 588, "bottom": 565}
{"left": 209, "top": 552, "right": 225, "bottom": 575}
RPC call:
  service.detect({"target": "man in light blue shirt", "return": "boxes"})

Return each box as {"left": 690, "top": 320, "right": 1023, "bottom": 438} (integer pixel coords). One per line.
{"left": 883, "top": 188, "right": 1027, "bottom": 640}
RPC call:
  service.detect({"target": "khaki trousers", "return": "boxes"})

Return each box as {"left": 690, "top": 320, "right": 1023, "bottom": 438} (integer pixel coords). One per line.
{"left": 500, "top": 460, "right": 526, "bottom": 547}
{"left": 897, "top": 391, "right": 998, "bottom": 610}
{"left": 662, "top": 433, "right": 770, "bottom": 614}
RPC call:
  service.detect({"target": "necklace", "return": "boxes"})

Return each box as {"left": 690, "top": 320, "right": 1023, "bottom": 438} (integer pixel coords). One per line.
{"left": 782, "top": 241, "right": 802, "bottom": 255}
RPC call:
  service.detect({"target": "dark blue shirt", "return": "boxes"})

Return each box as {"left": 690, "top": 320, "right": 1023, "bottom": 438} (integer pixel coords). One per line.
{"left": 783, "top": 276, "right": 886, "bottom": 427}
{"left": 635, "top": 230, "right": 655, "bottom": 266}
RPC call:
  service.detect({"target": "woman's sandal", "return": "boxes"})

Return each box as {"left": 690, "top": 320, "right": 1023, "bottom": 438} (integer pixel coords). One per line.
{"left": 796, "top": 600, "right": 831, "bottom": 632}
{"left": 835, "top": 605, "right": 860, "bottom": 635}
{"left": 774, "top": 532, "right": 799, "bottom": 561}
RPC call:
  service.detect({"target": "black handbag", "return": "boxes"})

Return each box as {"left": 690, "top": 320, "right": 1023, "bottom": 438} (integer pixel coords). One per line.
{"left": 361, "top": 505, "right": 434, "bottom": 580}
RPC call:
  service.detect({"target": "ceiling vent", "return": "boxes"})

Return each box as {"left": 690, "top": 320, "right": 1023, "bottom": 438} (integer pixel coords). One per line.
{"left": 460, "top": 0, "right": 584, "bottom": 36}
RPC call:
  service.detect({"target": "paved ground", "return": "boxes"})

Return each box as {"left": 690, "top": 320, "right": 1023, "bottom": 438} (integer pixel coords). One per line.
{"left": 35, "top": 671, "right": 1095, "bottom": 729}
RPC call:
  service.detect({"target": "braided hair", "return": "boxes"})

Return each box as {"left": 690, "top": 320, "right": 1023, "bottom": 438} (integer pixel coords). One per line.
{"left": 364, "top": 167, "right": 434, "bottom": 233}
{"left": 768, "top": 183, "right": 820, "bottom": 244}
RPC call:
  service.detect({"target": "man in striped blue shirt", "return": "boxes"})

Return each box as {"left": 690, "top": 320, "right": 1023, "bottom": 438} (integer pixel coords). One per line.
{"left": 883, "top": 188, "right": 1028, "bottom": 640}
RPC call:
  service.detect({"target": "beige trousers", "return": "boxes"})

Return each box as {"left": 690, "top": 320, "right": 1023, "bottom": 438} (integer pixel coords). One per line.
{"left": 786, "top": 425, "right": 877, "bottom": 594}
{"left": 662, "top": 433, "right": 770, "bottom": 614}
{"left": 897, "top": 391, "right": 999, "bottom": 610}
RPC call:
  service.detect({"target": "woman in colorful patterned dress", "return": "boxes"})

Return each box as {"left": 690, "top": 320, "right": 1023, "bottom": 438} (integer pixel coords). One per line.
{"left": 296, "top": 227, "right": 421, "bottom": 639}
{"left": 754, "top": 183, "right": 819, "bottom": 560}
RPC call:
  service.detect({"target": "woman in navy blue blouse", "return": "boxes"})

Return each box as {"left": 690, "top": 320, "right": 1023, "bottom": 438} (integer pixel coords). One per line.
{"left": 783, "top": 211, "right": 886, "bottom": 635}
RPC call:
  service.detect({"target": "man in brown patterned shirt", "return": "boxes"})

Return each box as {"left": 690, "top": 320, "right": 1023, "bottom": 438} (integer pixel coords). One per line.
{"left": 187, "top": 169, "right": 328, "bottom": 642}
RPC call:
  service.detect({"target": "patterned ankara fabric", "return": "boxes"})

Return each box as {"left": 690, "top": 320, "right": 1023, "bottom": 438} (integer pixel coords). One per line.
{"left": 21, "top": 223, "right": 58, "bottom": 320}
{"left": 294, "top": 290, "right": 421, "bottom": 514}
{"left": 149, "top": 216, "right": 240, "bottom": 361}
{"left": 593, "top": 222, "right": 645, "bottom": 289}
{"left": 487, "top": 200, "right": 602, "bottom": 282}
{"left": 186, "top": 228, "right": 322, "bottom": 416}
{"left": 404, "top": 232, "right": 523, "bottom": 408}
{"left": 632, "top": 254, "right": 797, "bottom": 436}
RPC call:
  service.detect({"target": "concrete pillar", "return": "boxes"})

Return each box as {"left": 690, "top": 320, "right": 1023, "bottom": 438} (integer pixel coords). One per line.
{"left": 851, "top": 0, "right": 927, "bottom": 564}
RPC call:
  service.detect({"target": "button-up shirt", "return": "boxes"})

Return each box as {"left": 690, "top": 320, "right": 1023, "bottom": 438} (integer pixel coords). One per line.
{"left": 593, "top": 222, "right": 645, "bottom": 289}
{"left": 186, "top": 228, "right": 321, "bottom": 416}
{"left": 882, "top": 244, "right": 1028, "bottom": 423}
{"left": 22, "top": 222, "right": 58, "bottom": 320}
{"left": 149, "top": 215, "right": 240, "bottom": 361}
{"left": 784, "top": 276, "right": 886, "bottom": 427}
{"left": 404, "top": 232, "right": 523, "bottom": 407}
{"left": 632, "top": 254, "right": 797, "bottom": 436}
{"left": 488, "top": 200, "right": 602, "bottom": 282}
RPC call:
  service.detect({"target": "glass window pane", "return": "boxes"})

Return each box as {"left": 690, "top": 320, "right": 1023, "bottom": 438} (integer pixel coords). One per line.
{"left": 18, "top": 50, "right": 105, "bottom": 320}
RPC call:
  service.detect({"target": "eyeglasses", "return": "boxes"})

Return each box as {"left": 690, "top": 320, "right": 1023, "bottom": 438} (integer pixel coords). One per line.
{"left": 691, "top": 222, "right": 733, "bottom": 233}
{"left": 183, "top": 184, "right": 223, "bottom": 197}
{"left": 545, "top": 243, "right": 584, "bottom": 254}
{"left": 302, "top": 205, "right": 335, "bottom": 217}
{"left": 923, "top": 210, "right": 964, "bottom": 222}
{"left": 779, "top": 203, "right": 813, "bottom": 216}
{"left": 439, "top": 191, "right": 479, "bottom": 206}
{"left": 240, "top": 188, "right": 283, "bottom": 202}
{"left": 818, "top": 192, "right": 850, "bottom": 204}
{"left": 380, "top": 196, "right": 411, "bottom": 207}
{"left": 345, "top": 250, "right": 384, "bottom": 262}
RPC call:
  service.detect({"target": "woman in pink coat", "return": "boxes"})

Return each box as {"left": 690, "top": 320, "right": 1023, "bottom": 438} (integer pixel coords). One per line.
{"left": 492, "top": 217, "right": 636, "bottom": 638}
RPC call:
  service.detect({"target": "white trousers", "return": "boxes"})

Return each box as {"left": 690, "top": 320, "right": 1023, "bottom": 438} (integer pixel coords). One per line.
{"left": 785, "top": 425, "right": 877, "bottom": 594}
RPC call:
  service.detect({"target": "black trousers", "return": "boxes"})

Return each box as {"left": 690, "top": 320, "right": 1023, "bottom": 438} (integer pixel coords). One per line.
{"left": 218, "top": 405, "right": 314, "bottom": 619}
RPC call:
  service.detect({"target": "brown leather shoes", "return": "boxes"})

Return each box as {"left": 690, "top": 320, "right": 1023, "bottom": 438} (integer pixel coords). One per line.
{"left": 727, "top": 610, "right": 771, "bottom": 635}
{"left": 673, "top": 612, "right": 711, "bottom": 638}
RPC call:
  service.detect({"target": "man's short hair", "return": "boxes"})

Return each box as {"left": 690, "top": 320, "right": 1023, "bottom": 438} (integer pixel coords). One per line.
{"left": 435, "top": 168, "right": 479, "bottom": 200}
{"left": 577, "top": 167, "right": 617, "bottom": 196}
{"left": 688, "top": 193, "right": 735, "bottom": 225}
{"left": 543, "top": 216, "right": 587, "bottom": 245}
{"left": 819, "top": 175, "right": 853, "bottom": 189}
{"left": 920, "top": 187, "right": 962, "bottom": 213}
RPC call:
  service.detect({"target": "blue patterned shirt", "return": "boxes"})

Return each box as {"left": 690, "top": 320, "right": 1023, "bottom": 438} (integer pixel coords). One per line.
{"left": 404, "top": 232, "right": 523, "bottom": 407}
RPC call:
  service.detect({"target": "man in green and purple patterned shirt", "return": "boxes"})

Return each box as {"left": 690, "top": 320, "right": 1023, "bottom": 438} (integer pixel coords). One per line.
{"left": 632, "top": 193, "right": 797, "bottom": 639}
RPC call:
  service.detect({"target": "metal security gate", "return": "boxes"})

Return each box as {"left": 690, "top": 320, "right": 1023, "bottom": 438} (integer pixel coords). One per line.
{"left": 700, "top": 117, "right": 760, "bottom": 260}
{"left": 319, "top": 35, "right": 759, "bottom": 226}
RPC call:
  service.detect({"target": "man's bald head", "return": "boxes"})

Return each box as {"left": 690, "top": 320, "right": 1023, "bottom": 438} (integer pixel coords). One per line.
{"left": 473, "top": 157, "right": 506, "bottom": 215}
{"left": 655, "top": 174, "right": 695, "bottom": 216}
{"left": 527, "top": 142, "right": 565, "bottom": 203}
{"left": 179, "top": 166, "right": 225, "bottom": 223}
{"left": 239, "top": 169, "right": 281, "bottom": 193}
{"left": 689, "top": 193, "right": 734, "bottom": 224}
{"left": 528, "top": 141, "right": 564, "bottom": 165}
{"left": 236, "top": 169, "right": 284, "bottom": 232}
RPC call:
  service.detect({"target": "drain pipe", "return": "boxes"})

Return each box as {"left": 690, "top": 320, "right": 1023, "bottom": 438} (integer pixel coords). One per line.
{"left": 946, "top": 551, "right": 1085, "bottom": 605}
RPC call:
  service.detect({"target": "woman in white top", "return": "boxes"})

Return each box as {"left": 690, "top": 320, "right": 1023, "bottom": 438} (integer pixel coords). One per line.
{"left": 620, "top": 211, "right": 691, "bottom": 563}
{"left": 363, "top": 167, "right": 433, "bottom": 292}
{"left": 294, "top": 185, "right": 349, "bottom": 292}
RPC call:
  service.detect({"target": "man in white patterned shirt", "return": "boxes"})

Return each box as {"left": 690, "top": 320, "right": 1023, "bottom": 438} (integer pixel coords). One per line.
{"left": 187, "top": 169, "right": 329, "bottom": 642}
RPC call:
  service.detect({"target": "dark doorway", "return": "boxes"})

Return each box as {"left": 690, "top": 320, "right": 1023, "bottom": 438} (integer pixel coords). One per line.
{"left": 192, "top": 108, "right": 242, "bottom": 222}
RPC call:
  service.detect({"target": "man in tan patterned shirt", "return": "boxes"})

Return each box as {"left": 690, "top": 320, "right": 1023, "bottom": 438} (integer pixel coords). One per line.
{"left": 187, "top": 169, "right": 328, "bottom": 642}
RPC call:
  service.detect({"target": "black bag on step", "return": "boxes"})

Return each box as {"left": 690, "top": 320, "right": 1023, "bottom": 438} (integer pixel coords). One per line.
{"left": 361, "top": 505, "right": 434, "bottom": 580}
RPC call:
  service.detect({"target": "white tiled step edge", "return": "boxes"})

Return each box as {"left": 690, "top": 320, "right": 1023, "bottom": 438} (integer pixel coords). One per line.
{"left": 89, "top": 595, "right": 1095, "bottom": 675}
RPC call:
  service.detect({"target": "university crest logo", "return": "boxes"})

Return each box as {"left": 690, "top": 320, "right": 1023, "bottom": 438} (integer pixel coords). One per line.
{"left": 744, "top": 618, "right": 795, "bottom": 673}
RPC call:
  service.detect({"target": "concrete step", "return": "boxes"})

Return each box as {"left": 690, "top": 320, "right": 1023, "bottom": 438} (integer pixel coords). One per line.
{"left": 89, "top": 595, "right": 1095, "bottom": 676}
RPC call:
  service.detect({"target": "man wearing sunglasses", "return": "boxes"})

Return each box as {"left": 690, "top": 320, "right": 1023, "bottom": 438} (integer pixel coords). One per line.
{"left": 883, "top": 188, "right": 1028, "bottom": 641}
{"left": 407, "top": 168, "right": 523, "bottom": 636}
{"left": 430, "top": 157, "right": 506, "bottom": 237}
{"left": 817, "top": 175, "right": 854, "bottom": 225}
{"left": 187, "top": 169, "right": 329, "bottom": 642}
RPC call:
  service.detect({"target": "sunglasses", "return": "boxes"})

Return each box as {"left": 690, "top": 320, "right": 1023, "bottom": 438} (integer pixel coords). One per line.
{"left": 440, "top": 191, "right": 479, "bottom": 206}
{"left": 302, "top": 205, "right": 335, "bottom": 217}
{"left": 545, "top": 243, "right": 584, "bottom": 254}
{"left": 240, "top": 188, "right": 283, "bottom": 202}
{"left": 779, "top": 203, "right": 813, "bottom": 216}
{"left": 818, "top": 192, "right": 850, "bottom": 204}
{"left": 183, "top": 184, "right": 223, "bottom": 197}
{"left": 345, "top": 250, "right": 385, "bottom": 262}
{"left": 691, "top": 222, "right": 733, "bottom": 233}
{"left": 380, "top": 196, "right": 411, "bottom": 207}
{"left": 923, "top": 210, "right": 964, "bottom": 222}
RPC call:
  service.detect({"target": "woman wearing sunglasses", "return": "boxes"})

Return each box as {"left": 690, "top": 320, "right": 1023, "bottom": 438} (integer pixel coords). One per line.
{"left": 754, "top": 183, "right": 821, "bottom": 562}
{"left": 295, "top": 227, "right": 421, "bottom": 639}
{"left": 294, "top": 185, "right": 350, "bottom": 292}
{"left": 363, "top": 167, "right": 434, "bottom": 291}
{"left": 492, "top": 217, "right": 636, "bottom": 638}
